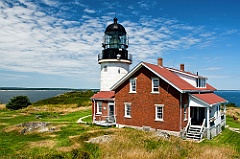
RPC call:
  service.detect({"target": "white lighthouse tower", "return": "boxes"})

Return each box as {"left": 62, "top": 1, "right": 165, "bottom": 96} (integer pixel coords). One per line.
{"left": 98, "top": 18, "right": 132, "bottom": 91}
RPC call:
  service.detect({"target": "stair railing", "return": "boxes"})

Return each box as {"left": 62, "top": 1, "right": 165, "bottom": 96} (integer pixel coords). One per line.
{"left": 200, "top": 118, "right": 206, "bottom": 139}
{"left": 183, "top": 118, "right": 191, "bottom": 137}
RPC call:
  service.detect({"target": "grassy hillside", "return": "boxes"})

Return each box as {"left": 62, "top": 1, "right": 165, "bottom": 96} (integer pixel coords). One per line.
{"left": 0, "top": 93, "right": 240, "bottom": 158}
{"left": 33, "top": 90, "right": 96, "bottom": 106}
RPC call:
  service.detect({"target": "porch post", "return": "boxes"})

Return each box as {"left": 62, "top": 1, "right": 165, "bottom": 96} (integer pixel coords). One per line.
{"left": 224, "top": 103, "right": 226, "bottom": 126}
{"left": 206, "top": 107, "right": 210, "bottom": 139}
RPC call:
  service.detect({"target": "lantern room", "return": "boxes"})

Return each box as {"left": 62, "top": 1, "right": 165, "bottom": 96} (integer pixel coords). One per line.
{"left": 98, "top": 18, "right": 132, "bottom": 64}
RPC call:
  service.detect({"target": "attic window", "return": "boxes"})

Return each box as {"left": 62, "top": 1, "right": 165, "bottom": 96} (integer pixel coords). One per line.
{"left": 129, "top": 78, "right": 136, "bottom": 93}
{"left": 196, "top": 78, "right": 206, "bottom": 88}
{"left": 151, "top": 77, "right": 159, "bottom": 93}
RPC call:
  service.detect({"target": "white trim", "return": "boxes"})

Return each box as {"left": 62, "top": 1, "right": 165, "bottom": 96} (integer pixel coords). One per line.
{"left": 166, "top": 67, "right": 208, "bottom": 79}
{"left": 108, "top": 101, "right": 115, "bottom": 116}
{"left": 151, "top": 77, "right": 160, "bottom": 93}
{"left": 111, "top": 62, "right": 143, "bottom": 90}
{"left": 155, "top": 104, "right": 164, "bottom": 121}
{"left": 129, "top": 78, "right": 137, "bottom": 93}
{"left": 183, "top": 104, "right": 187, "bottom": 121}
{"left": 96, "top": 101, "right": 102, "bottom": 114}
{"left": 124, "top": 102, "right": 131, "bottom": 118}
{"left": 143, "top": 63, "right": 183, "bottom": 93}
{"left": 110, "top": 62, "right": 215, "bottom": 93}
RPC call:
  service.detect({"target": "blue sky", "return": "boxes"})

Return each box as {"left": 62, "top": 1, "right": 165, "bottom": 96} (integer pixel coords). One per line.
{"left": 0, "top": 0, "right": 239, "bottom": 90}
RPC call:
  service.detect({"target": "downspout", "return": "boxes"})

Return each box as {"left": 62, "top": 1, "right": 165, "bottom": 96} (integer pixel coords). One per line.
{"left": 114, "top": 99, "right": 116, "bottom": 124}
{"left": 93, "top": 99, "right": 96, "bottom": 123}
{"left": 180, "top": 93, "right": 182, "bottom": 131}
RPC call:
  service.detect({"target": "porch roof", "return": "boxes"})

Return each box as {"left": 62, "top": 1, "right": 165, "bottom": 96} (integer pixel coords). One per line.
{"left": 191, "top": 93, "right": 227, "bottom": 106}
{"left": 91, "top": 91, "right": 115, "bottom": 100}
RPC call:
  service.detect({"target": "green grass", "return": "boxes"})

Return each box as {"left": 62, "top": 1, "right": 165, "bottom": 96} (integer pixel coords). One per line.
{"left": 33, "top": 90, "right": 96, "bottom": 106}
{"left": 82, "top": 115, "right": 93, "bottom": 123}
{"left": 226, "top": 115, "right": 240, "bottom": 129}
{"left": 1, "top": 92, "right": 240, "bottom": 159}
{"left": 201, "top": 128, "right": 240, "bottom": 153}
{"left": 0, "top": 107, "right": 93, "bottom": 158}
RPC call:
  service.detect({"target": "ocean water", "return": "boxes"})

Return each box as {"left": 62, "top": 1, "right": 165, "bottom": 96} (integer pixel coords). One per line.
{"left": 215, "top": 90, "right": 240, "bottom": 107}
{"left": 0, "top": 89, "right": 239, "bottom": 107}
{"left": 0, "top": 90, "right": 70, "bottom": 104}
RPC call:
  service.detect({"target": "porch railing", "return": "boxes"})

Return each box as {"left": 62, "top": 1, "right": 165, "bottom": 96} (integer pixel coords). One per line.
{"left": 94, "top": 115, "right": 116, "bottom": 124}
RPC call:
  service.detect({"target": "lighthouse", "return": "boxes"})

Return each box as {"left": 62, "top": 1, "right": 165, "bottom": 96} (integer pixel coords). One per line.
{"left": 98, "top": 18, "right": 132, "bottom": 91}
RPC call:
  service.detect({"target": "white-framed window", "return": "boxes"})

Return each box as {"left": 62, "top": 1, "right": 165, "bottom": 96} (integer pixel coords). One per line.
{"left": 103, "top": 65, "right": 107, "bottom": 72}
{"left": 196, "top": 78, "right": 206, "bottom": 88}
{"left": 129, "top": 78, "right": 136, "bottom": 93}
{"left": 155, "top": 104, "right": 164, "bottom": 121}
{"left": 184, "top": 104, "right": 187, "bottom": 121}
{"left": 152, "top": 77, "right": 159, "bottom": 93}
{"left": 96, "top": 101, "right": 102, "bottom": 114}
{"left": 124, "top": 102, "right": 131, "bottom": 118}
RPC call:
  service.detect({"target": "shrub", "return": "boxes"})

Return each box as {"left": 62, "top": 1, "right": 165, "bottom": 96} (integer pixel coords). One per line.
{"left": 226, "top": 102, "right": 237, "bottom": 107}
{"left": 6, "top": 96, "right": 31, "bottom": 110}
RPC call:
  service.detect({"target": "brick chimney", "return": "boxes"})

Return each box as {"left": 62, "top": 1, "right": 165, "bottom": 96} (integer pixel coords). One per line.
{"left": 158, "top": 58, "right": 163, "bottom": 67}
{"left": 180, "top": 64, "right": 184, "bottom": 71}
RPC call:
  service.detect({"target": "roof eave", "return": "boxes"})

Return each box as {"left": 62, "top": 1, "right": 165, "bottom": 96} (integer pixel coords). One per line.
{"left": 142, "top": 63, "right": 184, "bottom": 93}
{"left": 91, "top": 98, "right": 115, "bottom": 101}
{"left": 111, "top": 61, "right": 144, "bottom": 91}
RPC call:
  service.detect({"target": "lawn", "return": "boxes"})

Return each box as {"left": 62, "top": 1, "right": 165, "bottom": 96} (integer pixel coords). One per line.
{"left": 226, "top": 115, "right": 240, "bottom": 129}
{"left": 1, "top": 93, "right": 240, "bottom": 159}
{"left": 1, "top": 105, "right": 240, "bottom": 158}
{"left": 0, "top": 106, "right": 94, "bottom": 158}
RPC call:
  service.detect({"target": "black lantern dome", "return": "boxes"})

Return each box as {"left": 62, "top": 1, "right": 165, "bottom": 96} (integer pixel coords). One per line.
{"left": 105, "top": 18, "right": 126, "bottom": 35}
{"left": 99, "top": 18, "right": 131, "bottom": 63}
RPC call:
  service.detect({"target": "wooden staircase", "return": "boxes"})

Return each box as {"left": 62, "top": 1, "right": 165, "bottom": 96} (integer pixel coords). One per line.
{"left": 185, "top": 118, "right": 205, "bottom": 141}
{"left": 186, "top": 125, "right": 202, "bottom": 140}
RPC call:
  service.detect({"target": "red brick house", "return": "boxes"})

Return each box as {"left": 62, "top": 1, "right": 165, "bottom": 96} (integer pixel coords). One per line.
{"left": 91, "top": 18, "right": 227, "bottom": 140}
{"left": 91, "top": 58, "right": 227, "bottom": 140}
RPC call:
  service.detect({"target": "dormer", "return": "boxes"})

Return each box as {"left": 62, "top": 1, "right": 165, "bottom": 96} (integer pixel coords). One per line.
{"left": 166, "top": 64, "right": 207, "bottom": 88}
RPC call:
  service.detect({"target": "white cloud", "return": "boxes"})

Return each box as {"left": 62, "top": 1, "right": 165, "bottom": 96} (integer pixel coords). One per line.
{"left": 84, "top": 8, "right": 96, "bottom": 14}
{"left": 0, "top": 0, "right": 217, "bottom": 84}
{"left": 200, "top": 67, "right": 223, "bottom": 71}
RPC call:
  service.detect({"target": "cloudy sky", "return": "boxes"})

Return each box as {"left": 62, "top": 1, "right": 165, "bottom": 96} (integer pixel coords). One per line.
{"left": 0, "top": 0, "right": 239, "bottom": 90}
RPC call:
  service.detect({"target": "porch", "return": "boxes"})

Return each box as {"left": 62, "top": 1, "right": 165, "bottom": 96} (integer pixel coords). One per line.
{"left": 184, "top": 105, "right": 226, "bottom": 140}
{"left": 94, "top": 115, "right": 116, "bottom": 127}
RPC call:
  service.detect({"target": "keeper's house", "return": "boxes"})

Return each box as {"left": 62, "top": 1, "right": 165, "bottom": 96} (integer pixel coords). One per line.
{"left": 91, "top": 18, "right": 227, "bottom": 140}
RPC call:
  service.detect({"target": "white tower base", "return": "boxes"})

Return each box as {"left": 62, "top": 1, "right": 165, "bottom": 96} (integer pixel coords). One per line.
{"left": 100, "top": 62, "right": 129, "bottom": 91}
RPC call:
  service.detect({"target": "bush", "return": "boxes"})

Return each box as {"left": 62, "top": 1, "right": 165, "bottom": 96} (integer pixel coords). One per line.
{"left": 226, "top": 102, "right": 237, "bottom": 107}
{"left": 6, "top": 96, "right": 31, "bottom": 110}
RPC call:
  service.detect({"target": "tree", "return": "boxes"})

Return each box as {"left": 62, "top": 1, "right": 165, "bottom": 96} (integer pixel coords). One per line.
{"left": 6, "top": 96, "right": 31, "bottom": 110}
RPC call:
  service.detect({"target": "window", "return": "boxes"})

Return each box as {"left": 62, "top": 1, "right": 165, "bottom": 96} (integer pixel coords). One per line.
{"left": 184, "top": 104, "right": 187, "bottom": 121}
{"left": 124, "top": 102, "right": 131, "bottom": 118}
{"left": 103, "top": 65, "right": 107, "bottom": 72}
{"left": 196, "top": 78, "right": 206, "bottom": 88}
{"left": 129, "top": 78, "right": 136, "bottom": 93}
{"left": 152, "top": 78, "right": 159, "bottom": 93}
{"left": 155, "top": 104, "right": 164, "bottom": 121}
{"left": 96, "top": 101, "right": 102, "bottom": 114}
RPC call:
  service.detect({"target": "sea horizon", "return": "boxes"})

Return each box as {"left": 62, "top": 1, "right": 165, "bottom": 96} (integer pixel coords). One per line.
{"left": 0, "top": 87, "right": 239, "bottom": 107}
